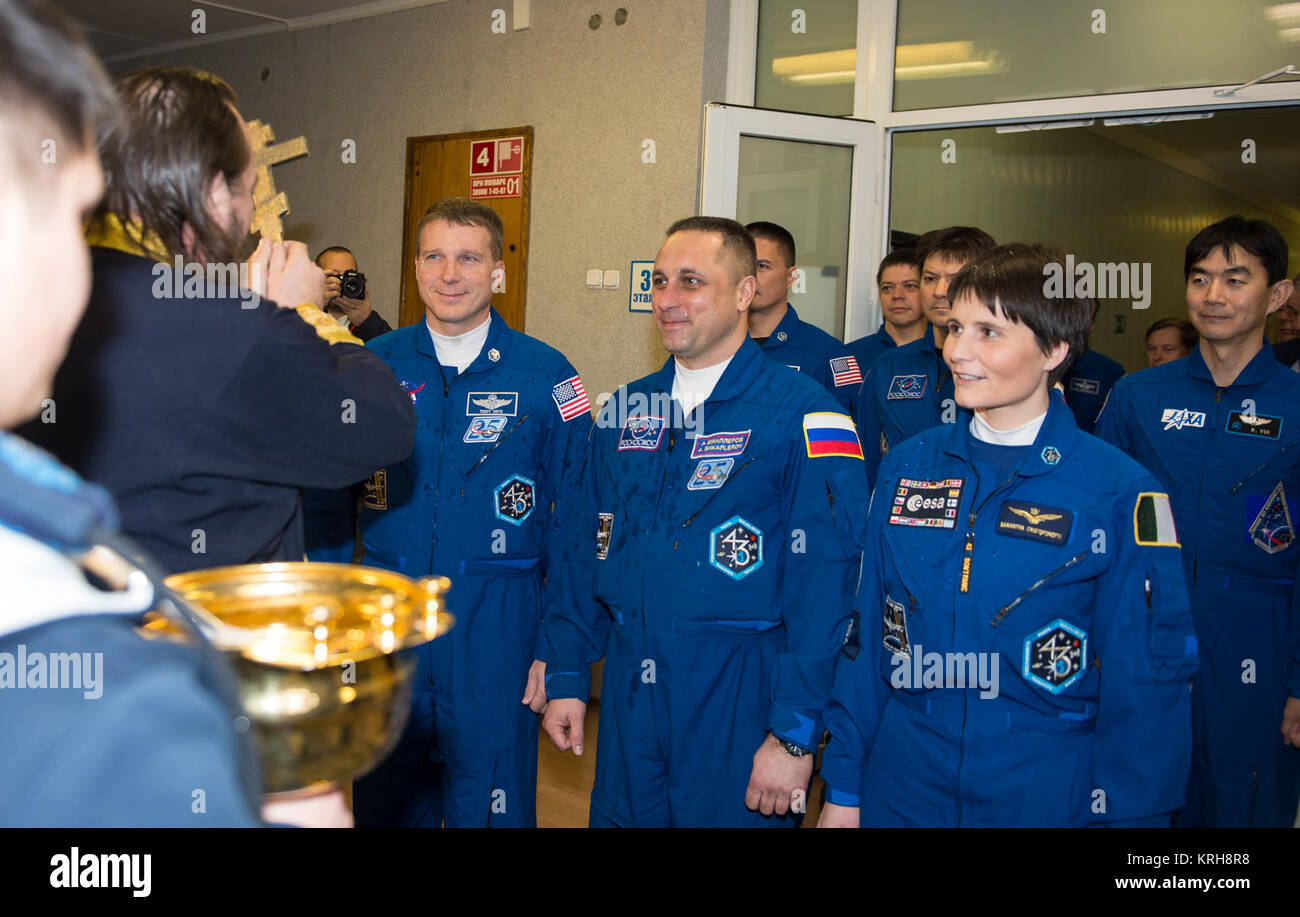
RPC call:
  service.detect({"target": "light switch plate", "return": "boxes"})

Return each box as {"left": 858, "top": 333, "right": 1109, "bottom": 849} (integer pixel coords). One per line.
{"left": 603, "top": 270, "right": 620, "bottom": 290}
{"left": 586, "top": 269, "right": 603, "bottom": 289}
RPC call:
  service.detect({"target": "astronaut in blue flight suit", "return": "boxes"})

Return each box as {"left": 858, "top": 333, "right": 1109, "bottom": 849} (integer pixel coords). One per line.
{"left": 744, "top": 222, "right": 862, "bottom": 413}
{"left": 819, "top": 244, "right": 1197, "bottom": 828}
{"left": 534, "top": 217, "right": 869, "bottom": 827}
{"left": 1061, "top": 302, "right": 1125, "bottom": 434}
{"left": 857, "top": 227, "right": 996, "bottom": 490}
{"left": 846, "top": 248, "right": 927, "bottom": 372}
{"left": 352, "top": 200, "right": 591, "bottom": 828}
{"left": 1097, "top": 216, "right": 1300, "bottom": 828}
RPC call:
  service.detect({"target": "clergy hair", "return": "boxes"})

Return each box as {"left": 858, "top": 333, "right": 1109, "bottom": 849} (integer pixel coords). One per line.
{"left": 668, "top": 216, "right": 757, "bottom": 283}
{"left": 948, "top": 243, "right": 1090, "bottom": 388}
{"left": 91, "top": 67, "right": 249, "bottom": 264}
{"left": 416, "top": 199, "right": 504, "bottom": 261}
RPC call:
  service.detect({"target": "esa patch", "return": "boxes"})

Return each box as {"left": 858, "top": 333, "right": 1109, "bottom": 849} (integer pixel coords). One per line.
{"left": 996, "top": 500, "right": 1073, "bottom": 546}
{"left": 617, "top": 415, "right": 666, "bottom": 451}
{"left": 596, "top": 512, "right": 613, "bottom": 560}
{"left": 362, "top": 470, "right": 387, "bottom": 511}
{"left": 690, "top": 430, "right": 750, "bottom": 459}
{"left": 464, "top": 415, "right": 509, "bottom": 443}
{"left": 1134, "top": 492, "right": 1179, "bottom": 547}
{"left": 687, "top": 458, "right": 734, "bottom": 491}
{"left": 466, "top": 392, "right": 518, "bottom": 416}
{"left": 494, "top": 474, "right": 536, "bottom": 525}
{"left": 1227, "top": 411, "right": 1282, "bottom": 440}
{"left": 888, "top": 478, "right": 964, "bottom": 529}
{"left": 1160, "top": 408, "right": 1205, "bottom": 431}
{"left": 1068, "top": 377, "right": 1099, "bottom": 396}
{"left": 709, "top": 516, "right": 763, "bottom": 580}
{"left": 1247, "top": 481, "right": 1294, "bottom": 554}
{"left": 886, "top": 374, "right": 928, "bottom": 400}
{"left": 882, "top": 594, "right": 910, "bottom": 657}
{"left": 400, "top": 380, "right": 428, "bottom": 404}
{"left": 1023, "top": 618, "right": 1087, "bottom": 694}
{"left": 803, "top": 412, "right": 864, "bottom": 459}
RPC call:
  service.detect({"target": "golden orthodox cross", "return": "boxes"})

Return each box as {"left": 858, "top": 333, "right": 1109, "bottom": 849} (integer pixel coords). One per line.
{"left": 247, "top": 119, "right": 308, "bottom": 243}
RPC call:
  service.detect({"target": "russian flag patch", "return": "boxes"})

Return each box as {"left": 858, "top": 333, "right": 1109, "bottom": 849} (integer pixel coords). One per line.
{"left": 803, "top": 412, "right": 863, "bottom": 460}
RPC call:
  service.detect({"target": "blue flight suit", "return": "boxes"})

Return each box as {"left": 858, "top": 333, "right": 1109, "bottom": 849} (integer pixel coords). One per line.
{"left": 352, "top": 310, "right": 591, "bottom": 828}
{"left": 540, "top": 337, "right": 869, "bottom": 827}
{"left": 847, "top": 322, "right": 898, "bottom": 374}
{"left": 0, "top": 432, "right": 262, "bottom": 826}
{"left": 1096, "top": 343, "right": 1300, "bottom": 827}
{"left": 760, "top": 305, "right": 861, "bottom": 413}
{"left": 1063, "top": 347, "right": 1125, "bottom": 434}
{"left": 856, "top": 324, "right": 956, "bottom": 490}
{"left": 822, "top": 395, "right": 1198, "bottom": 826}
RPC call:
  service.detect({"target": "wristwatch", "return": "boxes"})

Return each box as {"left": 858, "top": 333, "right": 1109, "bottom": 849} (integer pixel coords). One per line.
{"left": 777, "top": 737, "right": 810, "bottom": 757}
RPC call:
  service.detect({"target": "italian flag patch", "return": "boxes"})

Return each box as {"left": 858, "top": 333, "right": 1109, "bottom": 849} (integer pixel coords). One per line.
{"left": 1134, "top": 492, "right": 1179, "bottom": 547}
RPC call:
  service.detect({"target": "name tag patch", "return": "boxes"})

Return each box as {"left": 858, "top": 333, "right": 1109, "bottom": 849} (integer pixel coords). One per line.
{"left": 617, "top": 415, "right": 666, "bottom": 451}
{"left": 887, "top": 374, "right": 928, "bottom": 400}
{"left": 687, "top": 458, "right": 734, "bottom": 491}
{"left": 690, "top": 430, "right": 750, "bottom": 459}
{"left": 464, "top": 416, "right": 508, "bottom": 443}
{"left": 888, "top": 478, "right": 963, "bottom": 529}
{"left": 996, "top": 500, "right": 1073, "bottom": 546}
{"left": 596, "top": 512, "right": 613, "bottom": 560}
{"left": 1069, "top": 377, "right": 1099, "bottom": 395}
{"left": 467, "top": 392, "right": 518, "bottom": 416}
{"left": 1247, "top": 481, "right": 1294, "bottom": 554}
{"left": 882, "top": 594, "right": 910, "bottom": 657}
{"left": 1227, "top": 411, "right": 1282, "bottom": 439}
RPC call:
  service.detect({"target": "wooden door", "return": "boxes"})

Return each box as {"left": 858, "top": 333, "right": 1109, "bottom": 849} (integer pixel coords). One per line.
{"left": 398, "top": 127, "right": 533, "bottom": 330}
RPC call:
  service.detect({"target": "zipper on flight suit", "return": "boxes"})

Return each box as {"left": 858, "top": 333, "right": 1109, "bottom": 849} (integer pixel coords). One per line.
{"left": 988, "top": 551, "right": 1090, "bottom": 626}
{"left": 958, "top": 471, "right": 1018, "bottom": 594}
{"left": 677, "top": 458, "right": 755, "bottom": 538}
{"left": 1228, "top": 440, "right": 1297, "bottom": 495}
{"left": 463, "top": 413, "right": 530, "bottom": 480}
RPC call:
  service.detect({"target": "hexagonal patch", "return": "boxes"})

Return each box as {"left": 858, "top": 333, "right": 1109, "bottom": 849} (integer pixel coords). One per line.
{"left": 494, "top": 474, "right": 536, "bottom": 526}
{"left": 1023, "top": 618, "right": 1087, "bottom": 694}
{"left": 709, "top": 516, "right": 763, "bottom": 580}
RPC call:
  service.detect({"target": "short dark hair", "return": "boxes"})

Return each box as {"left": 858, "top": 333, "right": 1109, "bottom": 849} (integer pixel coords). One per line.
{"left": 0, "top": 0, "right": 117, "bottom": 182}
{"left": 876, "top": 248, "right": 920, "bottom": 285}
{"left": 745, "top": 221, "right": 796, "bottom": 268}
{"left": 1146, "top": 317, "right": 1197, "bottom": 350}
{"left": 91, "top": 67, "right": 249, "bottom": 264}
{"left": 315, "top": 245, "right": 355, "bottom": 266}
{"left": 415, "top": 198, "right": 504, "bottom": 261}
{"left": 948, "top": 243, "right": 1090, "bottom": 388}
{"left": 916, "top": 226, "right": 996, "bottom": 273}
{"left": 668, "top": 216, "right": 757, "bottom": 282}
{"left": 1184, "top": 216, "right": 1290, "bottom": 286}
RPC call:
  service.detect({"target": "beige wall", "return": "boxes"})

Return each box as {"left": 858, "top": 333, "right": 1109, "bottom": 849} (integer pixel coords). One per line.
{"left": 115, "top": 0, "right": 729, "bottom": 403}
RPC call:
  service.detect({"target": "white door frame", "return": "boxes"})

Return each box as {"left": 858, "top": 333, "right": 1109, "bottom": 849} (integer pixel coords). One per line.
{"left": 700, "top": 103, "right": 883, "bottom": 342}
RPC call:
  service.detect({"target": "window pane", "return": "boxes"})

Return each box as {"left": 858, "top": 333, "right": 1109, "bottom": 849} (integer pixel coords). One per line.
{"left": 755, "top": 0, "right": 858, "bottom": 116}
{"left": 895, "top": 0, "right": 1300, "bottom": 111}
{"left": 737, "top": 135, "right": 854, "bottom": 338}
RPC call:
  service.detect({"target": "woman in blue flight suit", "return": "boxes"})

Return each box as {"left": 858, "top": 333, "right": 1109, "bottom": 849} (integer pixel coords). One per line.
{"left": 820, "top": 243, "right": 1199, "bottom": 827}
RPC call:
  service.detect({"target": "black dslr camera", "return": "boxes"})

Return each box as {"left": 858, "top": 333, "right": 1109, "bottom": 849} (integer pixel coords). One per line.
{"left": 337, "top": 269, "right": 367, "bottom": 300}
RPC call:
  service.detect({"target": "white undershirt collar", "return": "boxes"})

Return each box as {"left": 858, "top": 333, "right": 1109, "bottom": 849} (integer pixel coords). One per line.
{"left": 672, "top": 356, "right": 732, "bottom": 417}
{"left": 970, "top": 409, "right": 1047, "bottom": 446}
{"left": 427, "top": 313, "right": 491, "bottom": 374}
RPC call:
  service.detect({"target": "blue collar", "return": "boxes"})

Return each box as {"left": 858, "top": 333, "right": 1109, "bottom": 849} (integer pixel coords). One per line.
{"left": 762, "top": 304, "right": 801, "bottom": 349}
{"left": 1184, "top": 339, "right": 1279, "bottom": 388}
{"left": 412, "top": 306, "right": 511, "bottom": 374}
{"left": 0, "top": 432, "right": 118, "bottom": 550}
{"left": 647, "top": 335, "right": 768, "bottom": 408}
{"left": 941, "top": 390, "right": 1079, "bottom": 478}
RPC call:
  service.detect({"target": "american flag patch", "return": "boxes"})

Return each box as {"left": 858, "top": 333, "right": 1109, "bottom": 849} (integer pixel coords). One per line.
{"left": 552, "top": 375, "right": 590, "bottom": 421}
{"left": 830, "top": 355, "right": 862, "bottom": 387}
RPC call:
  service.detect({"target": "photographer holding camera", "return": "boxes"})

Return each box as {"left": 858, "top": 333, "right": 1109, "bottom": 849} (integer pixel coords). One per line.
{"left": 317, "top": 245, "right": 391, "bottom": 342}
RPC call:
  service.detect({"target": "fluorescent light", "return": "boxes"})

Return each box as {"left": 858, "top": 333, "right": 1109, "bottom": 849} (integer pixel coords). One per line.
{"left": 1102, "top": 113, "right": 1215, "bottom": 126}
{"left": 995, "top": 119, "right": 1095, "bottom": 133}
{"left": 771, "top": 41, "right": 1008, "bottom": 87}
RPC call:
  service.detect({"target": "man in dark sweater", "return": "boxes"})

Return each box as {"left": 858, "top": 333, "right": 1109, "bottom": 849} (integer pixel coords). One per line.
{"left": 20, "top": 67, "right": 415, "bottom": 574}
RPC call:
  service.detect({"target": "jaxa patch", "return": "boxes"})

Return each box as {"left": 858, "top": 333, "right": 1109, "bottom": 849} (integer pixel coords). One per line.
{"left": 687, "top": 458, "right": 734, "bottom": 491}
{"left": 882, "top": 595, "right": 910, "bottom": 658}
{"left": 1248, "top": 481, "right": 1294, "bottom": 554}
{"left": 886, "top": 374, "right": 928, "bottom": 400}
{"left": 1023, "top": 618, "right": 1087, "bottom": 694}
{"left": 494, "top": 474, "right": 536, "bottom": 525}
{"left": 709, "top": 516, "right": 763, "bottom": 580}
{"left": 464, "top": 415, "right": 509, "bottom": 443}
{"left": 1134, "top": 492, "right": 1179, "bottom": 547}
{"left": 466, "top": 392, "right": 518, "bottom": 416}
{"left": 617, "top": 415, "right": 666, "bottom": 451}
{"left": 1227, "top": 411, "right": 1282, "bottom": 440}
{"left": 1068, "top": 377, "right": 1099, "bottom": 396}
{"left": 888, "top": 478, "right": 964, "bottom": 529}
{"left": 996, "top": 500, "right": 1072, "bottom": 546}
{"left": 596, "top": 512, "right": 613, "bottom": 560}
{"left": 362, "top": 470, "right": 387, "bottom": 511}
{"left": 690, "top": 430, "right": 750, "bottom": 459}
{"left": 400, "top": 380, "right": 428, "bottom": 404}
{"left": 1161, "top": 408, "right": 1205, "bottom": 431}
